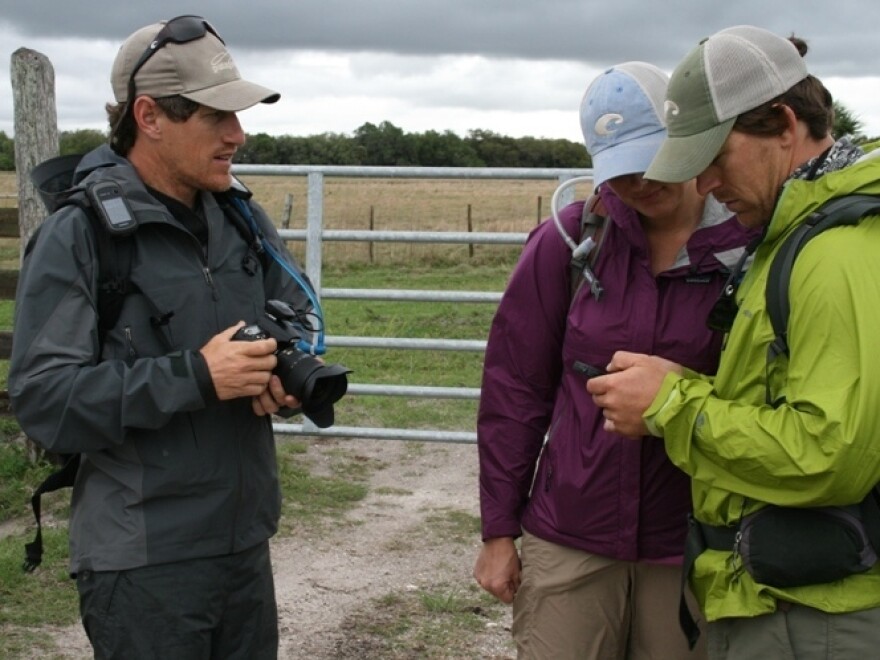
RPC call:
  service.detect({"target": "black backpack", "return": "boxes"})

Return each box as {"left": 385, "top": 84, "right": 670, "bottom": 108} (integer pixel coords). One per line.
{"left": 765, "top": 193, "right": 880, "bottom": 375}
{"left": 21, "top": 155, "right": 271, "bottom": 572}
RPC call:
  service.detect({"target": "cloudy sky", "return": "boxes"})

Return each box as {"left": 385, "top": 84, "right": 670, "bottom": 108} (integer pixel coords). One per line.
{"left": 2, "top": 1, "right": 879, "bottom": 144}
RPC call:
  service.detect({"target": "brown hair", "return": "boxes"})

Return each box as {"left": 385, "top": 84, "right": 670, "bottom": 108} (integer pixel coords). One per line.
{"left": 733, "top": 35, "right": 833, "bottom": 140}
{"left": 107, "top": 96, "right": 201, "bottom": 156}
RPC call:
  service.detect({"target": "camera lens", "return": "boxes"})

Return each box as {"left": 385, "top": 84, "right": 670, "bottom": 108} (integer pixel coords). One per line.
{"left": 274, "top": 348, "right": 351, "bottom": 428}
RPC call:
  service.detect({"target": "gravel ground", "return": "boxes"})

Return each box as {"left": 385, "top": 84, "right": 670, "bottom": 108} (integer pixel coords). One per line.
{"left": 29, "top": 437, "right": 515, "bottom": 659}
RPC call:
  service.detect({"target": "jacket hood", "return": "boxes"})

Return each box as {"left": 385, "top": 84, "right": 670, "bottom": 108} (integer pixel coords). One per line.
{"left": 30, "top": 145, "right": 132, "bottom": 213}
{"left": 73, "top": 144, "right": 130, "bottom": 185}
{"left": 597, "top": 184, "right": 753, "bottom": 273}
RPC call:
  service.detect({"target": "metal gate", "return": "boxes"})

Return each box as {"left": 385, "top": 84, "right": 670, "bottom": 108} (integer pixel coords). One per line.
{"left": 232, "top": 164, "right": 592, "bottom": 443}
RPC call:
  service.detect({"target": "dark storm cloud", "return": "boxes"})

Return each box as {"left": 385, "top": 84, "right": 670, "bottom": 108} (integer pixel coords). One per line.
{"left": 2, "top": 1, "right": 879, "bottom": 140}
{"left": 1, "top": 0, "right": 876, "bottom": 76}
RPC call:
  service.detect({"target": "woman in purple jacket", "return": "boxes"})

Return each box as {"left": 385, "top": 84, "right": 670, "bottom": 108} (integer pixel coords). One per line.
{"left": 473, "top": 62, "right": 755, "bottom": 659}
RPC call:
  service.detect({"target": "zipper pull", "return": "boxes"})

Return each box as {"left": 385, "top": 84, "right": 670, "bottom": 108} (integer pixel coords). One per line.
{"left": 124, "top": 326, "right": 136, "bottom": 360}
{"left": 729, "top": 530, "right": 745, "bottom": 582}
{"left": 203, "top": 267, "right": 219, "bottom": 300}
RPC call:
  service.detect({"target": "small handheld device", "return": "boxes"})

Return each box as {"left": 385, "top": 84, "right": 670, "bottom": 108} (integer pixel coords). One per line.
{"left": 573, "top": 360, "right": 606, "bottom": 379}
{"left": 86, "top": 181, "right": 137, "bottom": 236}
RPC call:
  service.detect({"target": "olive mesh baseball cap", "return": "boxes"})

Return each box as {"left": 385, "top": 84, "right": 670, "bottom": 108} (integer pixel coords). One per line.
{"left": 645, "top": 25, "right": 808, "bottom": 182}
{"left": 111, "top": 20, "right": 280, "bottom": 111}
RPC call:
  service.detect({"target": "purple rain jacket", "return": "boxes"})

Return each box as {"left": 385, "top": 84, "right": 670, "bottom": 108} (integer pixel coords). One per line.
{"left": 477, "top": 187, "right": 754, "bottom": 561}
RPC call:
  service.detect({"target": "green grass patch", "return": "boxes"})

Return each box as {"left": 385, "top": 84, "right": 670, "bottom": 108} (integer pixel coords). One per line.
{"left": 423, "top": 508, "right": 482, "bottom": 545}
{"left": 0, "top": 529, "right": 77, "bottom": 627}
{"left": 335, "top": 583, "right": 510, "bottom": 658}
{"left": 276, "top": 440, "right": 370, "bottom": 535}
{"left": 0, "top": 441, "right": 57, "bottom": 524}
{"left": 320, "top": 263, "right": 501, "bottom": 433}
{"left": 374, "top": 486, "right": 413, "bottom": 497}
{"left": 0, "top": 299, "right": 13, "bottom": 329}
{"left": 0, "top": 528, "right": 78, "bottom": 659}
{"left": 0, "top": 627, "right": 60, "bottom": 660}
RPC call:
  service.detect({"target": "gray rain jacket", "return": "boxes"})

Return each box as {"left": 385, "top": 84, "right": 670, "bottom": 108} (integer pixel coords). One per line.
{"left": 9, "top": 145, "right": 311, "bottom": 573}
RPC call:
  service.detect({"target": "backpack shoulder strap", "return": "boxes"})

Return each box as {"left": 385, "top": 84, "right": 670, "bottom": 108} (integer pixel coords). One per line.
{"left": 22, "top": 186, "right": 135, "bottom": 573}
{"left": 570, "top": 193, "right": 608, "bottom": 302}
{"left": 766, "top": 193, "right": 880, "bottom": 362}
{"left": 86, "top": 209, "right": 137, "bottom": 346}
{"left": 23, "top": 454, "right": 80, "bottom": 572}
{"left": 213, "top": 188, "right": 272, "bottom": 275}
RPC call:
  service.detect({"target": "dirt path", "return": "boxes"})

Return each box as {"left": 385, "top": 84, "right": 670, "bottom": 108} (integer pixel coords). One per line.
{"left": 41, "top": 438, "right": 515, "bottom": 659}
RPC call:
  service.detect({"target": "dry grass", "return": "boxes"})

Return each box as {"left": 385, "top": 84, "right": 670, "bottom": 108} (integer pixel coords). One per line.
{"left": 240, "top": 174, "right": 570, "bottom": 266}
{"left": 240, "top": 174, "right": 559, "bottom": 231}
{"left": 0, "top": 170, "right": 594, "bottom": 267}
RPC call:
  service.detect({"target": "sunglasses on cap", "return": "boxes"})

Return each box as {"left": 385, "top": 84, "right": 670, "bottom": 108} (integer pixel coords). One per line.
{"left": 111, "top": 16, "right": 223, "bottom": 146}
{"left": 126, "top": 15, "right": 224, "bottom": 105}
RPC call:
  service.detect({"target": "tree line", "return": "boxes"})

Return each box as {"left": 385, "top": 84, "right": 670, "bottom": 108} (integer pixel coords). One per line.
{"left": 0, "top": 121, "right": 591, "bottom": 171}
{"left": 0, "top": 101, "right": 872, "bottom": 172}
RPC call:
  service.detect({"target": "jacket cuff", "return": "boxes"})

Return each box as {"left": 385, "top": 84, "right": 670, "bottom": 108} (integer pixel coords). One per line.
{"left": 188, "top": 351, "right": 218, "bottom": 404}
{"left": 643, "top": 372, "right": 683, "bottom": 437}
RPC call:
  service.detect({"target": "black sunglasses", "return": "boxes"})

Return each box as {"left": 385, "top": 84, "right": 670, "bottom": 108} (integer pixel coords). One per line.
{"left": 125, "top": 15, "right": 224, "bottom": 105}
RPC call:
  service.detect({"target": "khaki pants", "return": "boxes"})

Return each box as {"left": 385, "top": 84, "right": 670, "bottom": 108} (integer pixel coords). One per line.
{"left": 512, "top": 531, "right": 706, "bottom": 660}
{"left": 707, "top": 602, "right": 880, "bottom": 659}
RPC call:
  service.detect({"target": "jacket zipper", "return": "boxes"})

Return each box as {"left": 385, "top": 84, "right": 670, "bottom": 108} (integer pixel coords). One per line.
{"left": 203, "top": 266, "right": 219, "bottom": 300}
{"left": 123, "top": 326, "right": 136, "bottom": 361}
{"left": 541, "top": 399, "right": 569, "bottom": 492}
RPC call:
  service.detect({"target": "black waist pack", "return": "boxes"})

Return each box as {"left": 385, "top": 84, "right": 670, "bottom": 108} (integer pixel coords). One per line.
{"left": 730, "top": 487, "right": 880, "bottom": 588}
{"left": 679, "top": 490, "right": 880, "bottom": 650}
{"left": 737, "top": 502, "right": 878, "bottom": 588}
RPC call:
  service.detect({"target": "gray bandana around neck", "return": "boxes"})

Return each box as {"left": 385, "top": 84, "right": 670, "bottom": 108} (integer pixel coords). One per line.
{"left": 789, "top": 137, "right": 865, "bottom": 182}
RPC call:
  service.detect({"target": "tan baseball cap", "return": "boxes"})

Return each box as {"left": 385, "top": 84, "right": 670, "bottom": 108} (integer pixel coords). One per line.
{"left": 111, "top": 19, "right": 280, "bottom": 112}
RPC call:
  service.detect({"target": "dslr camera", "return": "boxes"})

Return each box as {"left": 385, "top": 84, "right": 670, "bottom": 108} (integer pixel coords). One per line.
{"left": 233, "top": 300, "right": 350, "bottom": 428}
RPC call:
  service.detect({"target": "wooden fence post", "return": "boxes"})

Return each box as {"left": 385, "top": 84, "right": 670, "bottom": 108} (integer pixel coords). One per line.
{"left": 281, "top": 193, "right": 293, "bottom": 229}
{"left": 11, "top": 48, "right": 59, "bottom": 254}
{"left": 10, "top": 48, "right": 59, "bottom": 461}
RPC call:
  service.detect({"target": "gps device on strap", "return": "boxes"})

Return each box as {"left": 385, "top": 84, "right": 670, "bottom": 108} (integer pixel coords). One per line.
{"left": 85, "top": 180, "right": 138, "bottom": 236}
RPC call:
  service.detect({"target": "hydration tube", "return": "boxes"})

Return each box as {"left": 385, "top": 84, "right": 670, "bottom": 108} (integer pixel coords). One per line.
{"left": 551, "top": 175, "right": 599, "bottom": 260}
{"left": 550, "top": 175, "right": 606, "bottom": 301}
{"left": 232, "top": 197, "right": 327, "bottom": 355}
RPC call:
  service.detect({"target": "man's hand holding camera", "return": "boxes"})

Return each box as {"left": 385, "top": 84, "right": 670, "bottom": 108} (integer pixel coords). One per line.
{"left": 586, "top": 351, "right": 683, "bottom": 438}
{"left": 200, "top": 322, "right": 300, "bottom": 416}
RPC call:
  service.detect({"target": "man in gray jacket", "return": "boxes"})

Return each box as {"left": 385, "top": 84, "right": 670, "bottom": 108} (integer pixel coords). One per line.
{"left": 10, "top": 16, "right": 310, "bottom": 659}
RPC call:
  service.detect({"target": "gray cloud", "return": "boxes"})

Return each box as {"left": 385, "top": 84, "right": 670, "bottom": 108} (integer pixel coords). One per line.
{"left": 2, "top": 1, "right": 879, "bottom": 140}
{"left": 1, "top": 0, "right": 876, "bottom": 74}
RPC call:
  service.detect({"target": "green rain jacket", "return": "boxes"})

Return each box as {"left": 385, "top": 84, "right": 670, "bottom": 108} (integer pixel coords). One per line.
{"left": 645, "top": 154, "right": 880, "bottom": 621}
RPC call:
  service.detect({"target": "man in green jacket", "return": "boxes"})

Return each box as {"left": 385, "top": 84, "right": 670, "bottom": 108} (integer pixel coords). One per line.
{"left": 588, "top": 25, "right": 880, "bottom": 658}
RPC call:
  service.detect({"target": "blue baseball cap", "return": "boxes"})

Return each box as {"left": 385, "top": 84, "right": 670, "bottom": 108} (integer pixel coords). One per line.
{"left": 579, "top": 62, "right": 669, "bottom": 187}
